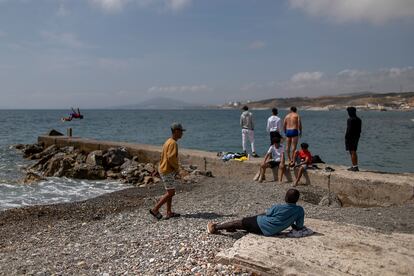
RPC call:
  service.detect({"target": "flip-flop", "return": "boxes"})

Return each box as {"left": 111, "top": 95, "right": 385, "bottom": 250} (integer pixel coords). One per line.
{"left": 149, "top": 209, "right": 163, "bottom": 220}
{"left": 165, "top": 212, "right": 181, "bottom": 220}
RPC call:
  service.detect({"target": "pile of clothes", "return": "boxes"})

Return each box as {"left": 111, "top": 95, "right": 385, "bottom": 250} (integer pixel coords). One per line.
{"left": 217, "top": 151, "right": 249, "bottom": 162}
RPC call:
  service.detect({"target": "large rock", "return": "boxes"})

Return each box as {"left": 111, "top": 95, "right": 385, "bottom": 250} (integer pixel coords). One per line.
{"left": 29, "top": 145, "right": 59, "bottom": 160}
{"left": 23, "top": 171, "right": 46, "bottom": 184}
{"left": 43, "top": 153, "right": 66, "bottom": 176}
{"left": 119, "top": 160, "right": 150, "bottom": 184}
{"left": 86, "top": 150, "right": 104, "bottom": 166}
{"left": 143, "top": 163, "right": 156, "bottom": 174}
{"left": 29, "top": 152, "right": 57, "bottom": 171}
{"left": 22, "top": 143, "right": 44, "bottom": 158}
{"left": 70, "top": 163, "right": 106, "bottom": 180}
{"left": 41, "top": 144, "right": 59, "bottom": 156}
{"left": 120, "top": 159, "right": 139, "bottom": 170}
{"left": 61, "top": 146, "right": 76, "bottom": 154}
{"left": 76, "top": 153, "right": 87, "bottom": 164}
{"left": 54, "top": 157, "right": 75, "bottom": 177}
{"left": 106, "top": 170, "right": 120, "bottom": 179}
{"left": 319, "top": 194, "right": 342, "bottom": 207}
{"left": 103, "top": 147, "right": 130, "bottom": 168}
{"left": 14, "top": 144, "right": 25, "bottom": 150}
{"left": 46, "top": 129, "right": 64, "bottom": 136}
{"left": 216, "top": 218, "right": 414, "bottom": 276}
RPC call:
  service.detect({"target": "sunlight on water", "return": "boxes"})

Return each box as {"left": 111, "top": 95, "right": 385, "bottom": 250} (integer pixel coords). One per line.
{"left": 0, "top": 177, "right": 131, "bottom": 211}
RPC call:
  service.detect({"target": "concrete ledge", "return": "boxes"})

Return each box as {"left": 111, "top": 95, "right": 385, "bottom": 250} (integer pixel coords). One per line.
{"left": 37, "top": 135, "right": 414, "bottom": 207}
{"left": 216, "top": 218, "right": 414, "bottom": 276}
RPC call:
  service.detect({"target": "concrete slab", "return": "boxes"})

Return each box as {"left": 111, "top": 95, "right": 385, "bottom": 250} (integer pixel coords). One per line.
{"left": 216, "top": 218, "right": 414, "bottom": 276}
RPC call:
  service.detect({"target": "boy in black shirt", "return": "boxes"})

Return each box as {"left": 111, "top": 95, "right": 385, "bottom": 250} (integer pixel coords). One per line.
{"left": 345, "top": 107, "right": 362, "bottom": 172}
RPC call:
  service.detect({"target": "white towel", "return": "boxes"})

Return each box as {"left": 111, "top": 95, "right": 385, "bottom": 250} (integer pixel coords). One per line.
{"left": 286, "top": 226, "right": 314, "bottom": 238}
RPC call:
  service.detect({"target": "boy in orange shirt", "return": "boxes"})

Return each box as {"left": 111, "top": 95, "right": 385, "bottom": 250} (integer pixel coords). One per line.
{"left": 294, "top": 143, "right": 312, "bottom": 186}
{"left": 150, "top": 123, "right": 185, "bottom": 220}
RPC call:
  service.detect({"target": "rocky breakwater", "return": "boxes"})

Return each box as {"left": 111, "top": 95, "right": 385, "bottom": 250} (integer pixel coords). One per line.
{"left": 15, "top": 143, "right": 212, "bottom": 186}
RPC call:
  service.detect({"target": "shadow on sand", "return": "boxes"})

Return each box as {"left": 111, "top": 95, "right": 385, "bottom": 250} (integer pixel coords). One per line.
{"left": 182, "top": 212, "right": 236, "bottom": 220}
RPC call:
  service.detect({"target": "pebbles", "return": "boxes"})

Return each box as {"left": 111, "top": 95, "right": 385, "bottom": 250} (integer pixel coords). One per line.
{"left": 1, "top": 176, "right": 413, "bottom": 275}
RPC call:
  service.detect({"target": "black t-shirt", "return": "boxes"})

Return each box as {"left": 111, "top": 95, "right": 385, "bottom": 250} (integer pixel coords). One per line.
{"left": 345, "top": 117, "right": 361, "bottom": 139}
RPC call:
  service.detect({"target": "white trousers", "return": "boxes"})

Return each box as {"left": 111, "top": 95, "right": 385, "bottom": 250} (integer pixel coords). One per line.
{"left": 242, "top": 129, "right": 255, "bottom": 153}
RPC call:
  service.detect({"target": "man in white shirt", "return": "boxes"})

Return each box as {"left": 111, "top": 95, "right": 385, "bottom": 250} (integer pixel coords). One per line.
{"left": 266, "top": 108, "right": 282, "bottom": 145}
{"left": 240, "top": 106, "right": 259, "bottom": 157}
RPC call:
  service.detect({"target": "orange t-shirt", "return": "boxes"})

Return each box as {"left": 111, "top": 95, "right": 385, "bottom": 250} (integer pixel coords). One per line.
{"left": 298, "top": 150, "right": 312, "bottom": 165}
{"left": 159, "top": 138, "right": 179, "bottom": 174}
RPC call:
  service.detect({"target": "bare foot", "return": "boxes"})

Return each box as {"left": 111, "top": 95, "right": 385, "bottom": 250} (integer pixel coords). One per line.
{"left": 207, "top": 222, "right": 217, "bottom": 234}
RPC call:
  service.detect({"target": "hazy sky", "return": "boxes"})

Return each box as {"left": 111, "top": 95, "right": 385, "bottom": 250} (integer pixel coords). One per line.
{"left": 1, "top": 0, "right": 414, "bottom": 108}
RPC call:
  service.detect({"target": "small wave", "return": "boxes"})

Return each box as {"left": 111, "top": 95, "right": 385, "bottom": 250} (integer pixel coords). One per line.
{"left": 0, "top": 178, "right": 131, "bottom": 211}
{"left": 411, "top": 119, "right": 414, "bottom": 122}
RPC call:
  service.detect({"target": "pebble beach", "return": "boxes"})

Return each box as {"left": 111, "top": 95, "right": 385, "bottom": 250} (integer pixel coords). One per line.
{"left": 1, "top": 175, "right": 413, "bottom": 275}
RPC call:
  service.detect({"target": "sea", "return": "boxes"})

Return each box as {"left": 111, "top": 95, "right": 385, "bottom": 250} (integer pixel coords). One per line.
{"left": 0, "top": 109, "right": 413, "bottom": 211}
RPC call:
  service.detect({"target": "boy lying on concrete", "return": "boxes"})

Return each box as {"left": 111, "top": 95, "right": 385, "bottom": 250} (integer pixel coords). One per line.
{"left": 207, "top": 189, "right": 304, "bottom": 236}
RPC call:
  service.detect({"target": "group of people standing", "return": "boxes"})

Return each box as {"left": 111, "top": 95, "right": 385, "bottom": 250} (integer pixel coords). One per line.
{"left": 240, "top": 105, "right": 362, "bottom": 177}
{"left": 240, "top": 106, "right": 303, "bottom": 166}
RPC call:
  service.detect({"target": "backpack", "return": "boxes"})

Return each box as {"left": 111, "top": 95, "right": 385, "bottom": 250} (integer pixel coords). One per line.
{"left": 312, "top": 155, "right": 325, "bottom": 164}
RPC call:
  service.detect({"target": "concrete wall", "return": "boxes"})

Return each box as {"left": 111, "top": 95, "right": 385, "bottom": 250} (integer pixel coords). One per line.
{"left": 38, "top": 135, "right": 414, "bottom": 207}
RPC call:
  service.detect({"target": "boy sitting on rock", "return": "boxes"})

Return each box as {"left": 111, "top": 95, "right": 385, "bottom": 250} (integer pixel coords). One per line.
{"left": 207, "top": 189, "right": 304, "bottom": 236}
{"left": 254, "top": 136, "right": 285, "bottom": 183}
{"left": 294, "top": 142, "right": 312, "bottom": 186}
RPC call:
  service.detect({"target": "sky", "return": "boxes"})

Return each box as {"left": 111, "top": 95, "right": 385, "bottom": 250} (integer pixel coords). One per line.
{"left": 0, "top": 0, "right": 414, "bottom": 108}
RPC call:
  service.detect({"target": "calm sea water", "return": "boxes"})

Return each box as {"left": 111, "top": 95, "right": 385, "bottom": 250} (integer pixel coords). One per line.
{"left": 0, "top": 109, "right": 413, "bottom": 210}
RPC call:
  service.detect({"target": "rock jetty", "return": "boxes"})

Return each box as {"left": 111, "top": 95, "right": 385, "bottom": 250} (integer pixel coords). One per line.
{"left": 15, "top": 143, "right": 212, "bottom": 186}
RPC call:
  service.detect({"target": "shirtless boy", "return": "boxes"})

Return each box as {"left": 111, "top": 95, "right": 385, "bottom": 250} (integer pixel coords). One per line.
{"left": 283, "top": 107, "right": 302, "bottom": 167}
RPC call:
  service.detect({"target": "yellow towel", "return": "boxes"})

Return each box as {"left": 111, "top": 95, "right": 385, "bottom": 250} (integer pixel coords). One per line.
{"left": 234, "top": 156, "right": 248, "bottom": 162}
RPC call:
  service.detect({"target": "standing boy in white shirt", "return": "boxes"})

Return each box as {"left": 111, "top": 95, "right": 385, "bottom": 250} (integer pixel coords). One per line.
{"left": 266, "top": 107, "right": 282, "bottom": 145}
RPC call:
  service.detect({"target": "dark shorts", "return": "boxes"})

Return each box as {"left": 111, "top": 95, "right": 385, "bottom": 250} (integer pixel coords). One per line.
{"left": 269, "top": 131, "right": 282, "bottom": 144}
{"left": 267, "top": 160, "right": 280, "bottom": 168}
{"left": 345, "top": 137, "right": 359, "bottom": 151}
{"left": 241, "top": 216, "right": 263, "bottom": 235}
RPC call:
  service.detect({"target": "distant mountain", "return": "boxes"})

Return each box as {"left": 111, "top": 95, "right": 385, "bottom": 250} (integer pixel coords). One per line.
{"left": 221, "top": 92, "right": 414, "bottom": 111}
{"left": 338, "top": 91, "right": 376, "bottom": 97}
{"left": 111, "top": 97, "right": 200, "bottom": 109}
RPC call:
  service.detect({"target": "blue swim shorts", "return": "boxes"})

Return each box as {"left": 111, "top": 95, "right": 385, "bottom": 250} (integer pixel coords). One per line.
{"left": 285, "top": 129, "right": 299, "bottom": 138}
